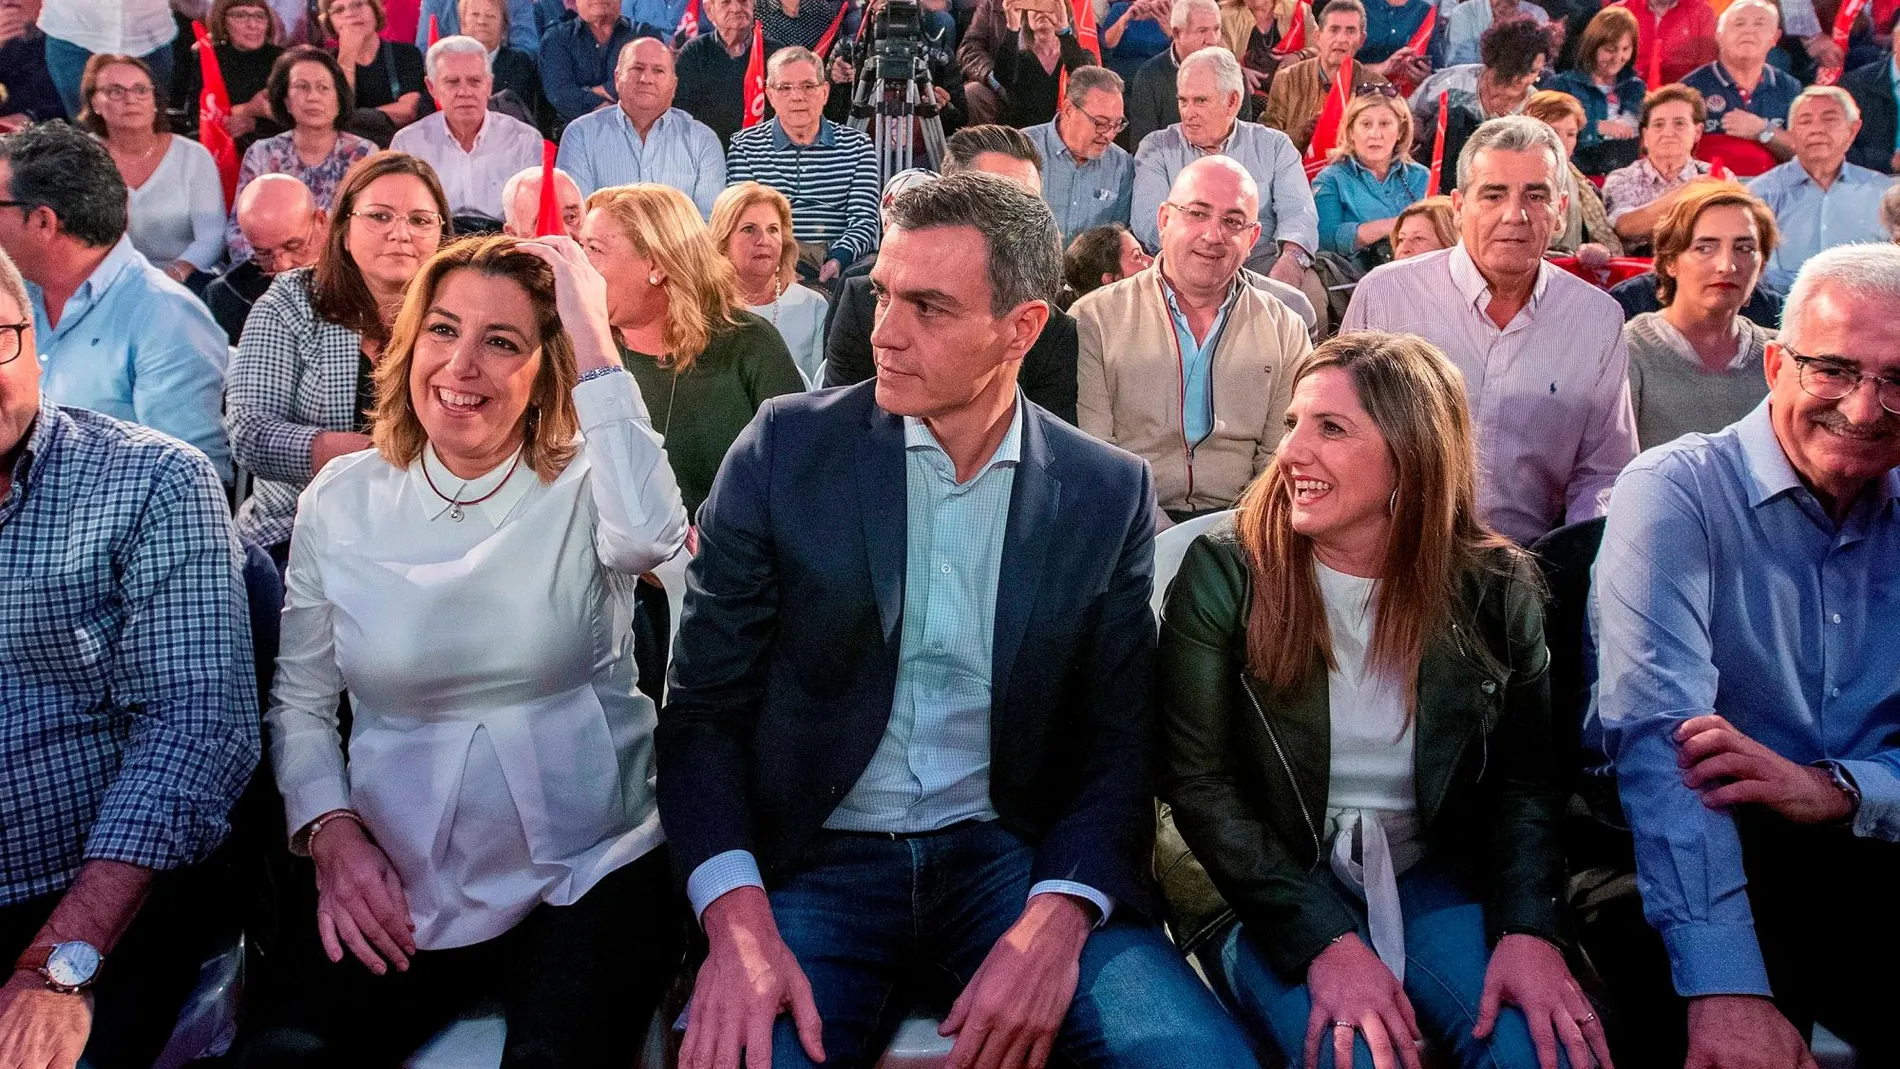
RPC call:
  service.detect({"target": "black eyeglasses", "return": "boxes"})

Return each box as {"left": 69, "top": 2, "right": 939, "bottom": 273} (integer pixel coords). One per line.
{"left": 0, "top": 200, "right": 34, "bottom": 212}
{"left": 1068, "top": 100, "right": 1128, "bottom": 134}
{"left": 1353, "top": 83, "right": 1401, "bottom": 98}
{"left": 1789, "top": 350, "right": 1900, "bottom": 416}
{"left": 0, "top": 322, "right": 31, "bottom": 366}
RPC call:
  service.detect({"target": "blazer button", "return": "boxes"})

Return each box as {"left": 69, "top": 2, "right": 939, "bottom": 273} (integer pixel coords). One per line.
{"left": 1480, "top": 680, "right": 1498, "bottom": 694}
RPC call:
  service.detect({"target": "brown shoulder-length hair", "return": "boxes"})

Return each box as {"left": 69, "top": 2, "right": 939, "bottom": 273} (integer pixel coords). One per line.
{"left": 1570, "top": 6, "right": 1637, "bottom": 77}
{"left": 1235, "top": 331, "right": 1518, "bottom": 693}
{"left": 709, "top": 181, "right": 799, "bottom": 290}
{"left": 312, "top": 152, "right": 454, "bottom": 345}
{"left": 78, "top": 54, "right": 170, "bottom": 136}
{"left": 210, "top": 0, "right": 286, "bottom": 46}
{"left": 587, "top": 183, "right": 746, "bottom": 373}
{"left": 372, "top": 235, "right": 581, "bottom": 481}
{"left": 1652, "top": 181, "right": 1779, "bottom": 306}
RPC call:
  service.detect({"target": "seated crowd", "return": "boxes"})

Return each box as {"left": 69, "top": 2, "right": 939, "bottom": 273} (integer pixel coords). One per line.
{"left": 1, "top": 0, "right": 1898, "bottom": 1066}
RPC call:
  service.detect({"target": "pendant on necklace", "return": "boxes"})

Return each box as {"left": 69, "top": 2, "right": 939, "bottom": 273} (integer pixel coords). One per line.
{"left": 449, "top": 504, "right": 465, "bottom": 522}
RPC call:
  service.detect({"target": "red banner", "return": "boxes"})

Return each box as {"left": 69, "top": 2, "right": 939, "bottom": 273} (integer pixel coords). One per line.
{"left": 1645, "top": 25, "right": 1662, "bottom": 88}
{"left": 742, "top": 20, "right": 767, "bottom": 126}
{"left": 427, "top": 13, "right": 439, "bottom": 44}
{"left": 675, "top": 0, "right": 701, "bottom": 40}
{"left": 1816, "top": 0, "right": 1869, "bottom": 85}
{"left": 814, "top": 0, "right": 850, "bottom": 57}
{"left": 1403, "top": 5, "right": 1436, "bottom": 56}
{"left": 535, "top": 140, "right": 562, "bottom": 236}
{"left": 1427, "top": 88, "right": 1448, "bottom": 195}
{"left": 1302, "top": 55, "right": 1351, "bottom": 177}
{"left": 1074, "top": 0, "right": 1102, "bottom": 62}
{"left": 191, "top": 21, "right": 240, "bottom": 209}
{"left": 1273, "top": 0, "right": 1307, "bottom": 56}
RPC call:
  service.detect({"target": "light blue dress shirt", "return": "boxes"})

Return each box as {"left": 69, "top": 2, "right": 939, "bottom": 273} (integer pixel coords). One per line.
{"left": 1022, "top": 122, "right": 1136, "bottom": 243}
{"left": 1444, "top": 0, "right": 1547, "bottom": 66}
{"left": 1131, "top": 121, "right": 1321, "bottom": 261}
{"left": 687, "top": 398, "right": 1113, "bottom": 923}
{"left": 621, "top": 0, "right": 693, "bottom": 37}
{"left": 27, "top": 236, "right": 231, "bottom": 481}
{"left": 1589, "top": 400, "right": 1900, "bottom": 998}
{"left": 1746, "top": 160, "right": 1892, "bottom": 292}
{"left": 1162, "top": 274, "right": 1240, "bottom": 448}
{"left": 555, "top": 104, "right": 727, "bottom": 216}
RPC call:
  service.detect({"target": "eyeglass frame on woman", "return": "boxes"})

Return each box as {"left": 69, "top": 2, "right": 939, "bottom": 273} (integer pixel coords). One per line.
{"left": 1787, "top": 349, "right": 1900, "bottom": 416}
{"left": 94, "top": 83, "right": 156, "bottom": 102}
{"left": 350, "top": 207, "right": 446, "bottom": 235}
{"left": 1067, "top": 99, "right": 1128, "bottom": 134}
{"left": 0, "top": 322, "right": 32, "bottom": 367}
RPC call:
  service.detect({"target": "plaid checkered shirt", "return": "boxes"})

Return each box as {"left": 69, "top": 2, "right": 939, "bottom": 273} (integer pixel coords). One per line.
{"left": 0, "top": 396, "right": 259, "bottom": 907}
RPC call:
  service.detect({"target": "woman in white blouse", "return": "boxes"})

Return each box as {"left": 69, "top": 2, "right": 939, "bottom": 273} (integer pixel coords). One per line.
{"left": 78, "top": 53, "right": 227, "bottom": 284}
{"left": 237, "top": 234, "right": 689, "bottom": 1066}
{"left": 710, "top": 181, "right": 829, "bottom": 387}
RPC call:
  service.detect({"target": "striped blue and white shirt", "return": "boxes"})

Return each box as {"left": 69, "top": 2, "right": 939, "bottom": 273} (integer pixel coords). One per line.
{"left": 556, "top": 104, "right": 728, "bottom": 215}
{"left": 726, "top": 117, "right": 882, "bottom": 267}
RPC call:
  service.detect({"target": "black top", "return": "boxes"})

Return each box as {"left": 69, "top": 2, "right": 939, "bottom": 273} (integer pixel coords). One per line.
{"left": 349, "top": 40, "right": 427, "bottom": 110}
{"left": 991, "top": 32, "right": 1091, "bottom": 129}
{"left": 0, "top": 30, "right": 63, "bottom": 125}
{"left": 491, "top": 45, "right": 547, "bottom": 131}
{"left": 675, "top": 31, "right": 783, "bottom": 148}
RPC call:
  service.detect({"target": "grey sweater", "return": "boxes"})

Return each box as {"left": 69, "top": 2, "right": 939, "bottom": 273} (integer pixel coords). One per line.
{"left": 1624, "top": 311, "right": 1772, "bottom": 451}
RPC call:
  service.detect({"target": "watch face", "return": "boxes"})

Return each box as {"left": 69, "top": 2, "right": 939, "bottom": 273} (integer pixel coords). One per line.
{"left": 45, "top": 943, "right": 102, "bottom": 988}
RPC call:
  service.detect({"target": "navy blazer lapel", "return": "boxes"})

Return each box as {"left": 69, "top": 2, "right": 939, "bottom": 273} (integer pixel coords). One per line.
{"left": 858, "top": 403, "right": 908, "bottom": 645}
{"left": 991, "top": 407, "right": 1060, "bottom": 708}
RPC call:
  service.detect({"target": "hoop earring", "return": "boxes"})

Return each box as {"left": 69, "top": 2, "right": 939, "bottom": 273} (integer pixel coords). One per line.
{"left": 1387, "top": 488, "right": 1398, "bottom": 515}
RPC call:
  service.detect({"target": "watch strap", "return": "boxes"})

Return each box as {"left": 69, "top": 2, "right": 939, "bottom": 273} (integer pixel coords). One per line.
{"left": 12, "top": 945, "right": 52, "bottom": 974}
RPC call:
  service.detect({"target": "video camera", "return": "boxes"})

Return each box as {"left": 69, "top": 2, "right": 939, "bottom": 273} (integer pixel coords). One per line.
{"left": 842, "top": 0, "right": 939, "bottom": 90}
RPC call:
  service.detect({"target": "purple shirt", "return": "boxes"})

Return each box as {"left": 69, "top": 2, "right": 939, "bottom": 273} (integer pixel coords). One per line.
{"left": 1341, "top": 244, "right": 1639, "bottom": 543}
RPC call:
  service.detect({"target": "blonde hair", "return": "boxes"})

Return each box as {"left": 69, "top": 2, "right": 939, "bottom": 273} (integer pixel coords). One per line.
{"left": 1330, "top": 91, "right": 1413, "bottom": 165}
{"left": 372, "top": 236, "right": 581, "bottom": 481}
{"left": 709, "top": 181, "right": 798, "bottom": 289}
{"left": 1236, "top": 331, "right": 1517, "bottom": 694}
{"left": 586, "top": 184, "right": 746, "bottom": 373}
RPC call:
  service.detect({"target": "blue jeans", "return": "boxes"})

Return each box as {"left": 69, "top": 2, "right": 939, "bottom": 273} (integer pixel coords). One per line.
{"left": 766, "top": 821, "right": 1263, "bottom": 1069}
{"left": 43, "top": 34, "right": 175, "bottom": 120}
{"left": 1205, "top": 862, "right": 1573, "bottom": 1069}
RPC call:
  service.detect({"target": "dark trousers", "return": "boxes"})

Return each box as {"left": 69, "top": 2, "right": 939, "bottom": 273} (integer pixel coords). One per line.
{"left": 232, "top": 846, "right": 685, "bottom": 1069}
{"left": 1579, "top": 812, "right": 1900, "bottom": 1067}
{"left": 765, "top": 821, "right": 1264, "bottom": 1069}
{"left": 0, "top": 866, "right": 221, "bottom": 1069}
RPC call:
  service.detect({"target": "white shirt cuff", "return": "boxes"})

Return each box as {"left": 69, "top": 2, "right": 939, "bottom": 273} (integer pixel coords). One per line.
{"left": 571, "top": 365, "right": 654, "bottom": 432}
{"left": 687, "top": 849, "right": 766, "bottom": 921}
{"left": 1029, "top": 880, "right": 1115, "bottom": 928}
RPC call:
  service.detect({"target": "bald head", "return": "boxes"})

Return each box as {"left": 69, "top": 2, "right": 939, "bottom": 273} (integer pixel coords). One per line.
{"left": 1169, "top": 156, "right": 1260, "bottom": 218}
{"left": 1156, "top": 156, "right": 1261, "bottom": 299}
{"left": 237, "top": 174, "right": 324, "bottom": 275}
{"left": 502, "top": 167, "right": 584, "bottom": 239}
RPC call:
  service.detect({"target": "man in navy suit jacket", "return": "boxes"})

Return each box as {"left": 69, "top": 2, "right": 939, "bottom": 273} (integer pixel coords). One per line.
{"left": 656, "top": 173, "right": 1260, "bottom": 1069}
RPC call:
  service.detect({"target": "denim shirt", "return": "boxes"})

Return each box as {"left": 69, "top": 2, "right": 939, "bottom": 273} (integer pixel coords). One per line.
{"left": 1311, "top": 156, "right": 1431, "bottom": 264}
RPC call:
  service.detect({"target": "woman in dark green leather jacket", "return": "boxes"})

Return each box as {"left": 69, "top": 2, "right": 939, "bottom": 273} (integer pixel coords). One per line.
{"left": 1158, "top": 332, "right": 1613, "bottom": 1069}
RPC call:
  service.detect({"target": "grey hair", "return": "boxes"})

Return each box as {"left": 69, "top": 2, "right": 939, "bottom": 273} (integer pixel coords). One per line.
{"left": 1178, "top": 46, "right": 1245, "bottom": 103}
{"left": 1456, "top": 114, "right": 1564, "bottom": 190}
{"left": 1882, "top": 183, "right": 1900, "bottom": 241}
{"left": 943, "top": 124, "right": 1043, "bottom": 174}
{"left": 1791, "top": 85, "right": 1860, "bottom": 125}
{"left": 1781, "top": 243, "right": 1900, "bottom": 344}
{"left": 885, "top": 171, "right": 1063, "bottom": 316}
{"left": 1318, "top": 0, "right": 1367, "bottom": 25}
{"left": 425, "top": 33, "right": 492, "bottom": 79}
{"left": 500, "top": 165, "right": 579, "bottom": 228}
{"left": 1064, "top": 64, "right": 1124, "bottom": 106}
{"left": 1169, "top": 0, "right": 1220, "bottom": 29}
{"left": 1716, "top": 0, "right": 1778, "bottom": 33}
{"left": 0, "top": 244, "right": 28, "bottom": 323}
{"left": 767, "top": 46, "right": 822, "bottom": 81}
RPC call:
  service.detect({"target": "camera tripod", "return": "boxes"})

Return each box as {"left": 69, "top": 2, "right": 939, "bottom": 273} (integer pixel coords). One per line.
{"left": 846, "top": 55, "right": 949, "bottom": 183}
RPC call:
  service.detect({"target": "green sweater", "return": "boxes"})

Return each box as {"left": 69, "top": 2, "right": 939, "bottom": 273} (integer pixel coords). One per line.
{"left": 619, "top": 312, "right": 804, "bottom": 517}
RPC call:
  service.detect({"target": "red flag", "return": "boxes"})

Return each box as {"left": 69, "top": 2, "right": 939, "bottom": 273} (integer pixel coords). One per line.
{"left": 742, "top": 20, "right": 767, "bottom": 127}
{"left": 191, "top": 22, "right": 240, "bottom": 209}
{"left": 1644, "top": 19, "right": 1663, "bottom": 88}
{"left": 1816, "top": 0, "right": 1869, "bottom": 84}
{"left": 675, "top": 0, "right": 701, "bottom": 40}
{"left": 1073, "top": 0, "right": 1102, "bottom": 62}
{"left": 427, "top": 13, "right": 440, "bottom": 44}
{"left": 814, "top": 0, "right": 850, "bottom": 57}
{"left": 1710, "top": 159, "right": 1735, "bottom": 181}
{"left": 535, "top": 139, "right": 562, "bottom": 236}
{"left": 1427, "top": 88, "right": 1449, "bottom": 195}
{"left": 1273, "top": 0, "right": 1307, "bottom": 55}
{"left": 1402, "top": 5, "right": 1436, "bottom": 55}
{"left": 1058, "top": 65, "right": 1069, "bottom": 104}
{"left": 1302, "top": 56, "right": 1351, "bottom": 176}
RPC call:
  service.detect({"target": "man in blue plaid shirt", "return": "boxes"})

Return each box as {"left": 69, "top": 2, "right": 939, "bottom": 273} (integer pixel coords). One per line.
{"left": 0, "top": 246, "right": 257, "bottom": 1069}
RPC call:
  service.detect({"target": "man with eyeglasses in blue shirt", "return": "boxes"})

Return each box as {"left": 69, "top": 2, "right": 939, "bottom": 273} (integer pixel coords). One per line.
{"left": 1024, "top": 65, "right": 1135, "bottom": 244}
{"left": 1592, "top": 241, "right": 1900, "bottom": 1069}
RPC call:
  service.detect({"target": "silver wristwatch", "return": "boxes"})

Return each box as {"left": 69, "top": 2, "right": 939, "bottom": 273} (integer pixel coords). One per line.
{"left": 16, "top": 941, "right": 104, "bottom": 993}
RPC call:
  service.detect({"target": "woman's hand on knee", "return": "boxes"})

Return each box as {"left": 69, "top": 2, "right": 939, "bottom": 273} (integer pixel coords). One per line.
{"left": 310, "top": 819, "right": 416, "bottom": 975}
{"left": 1303, "top": 933, "right": 1422, "bottom": 1069}
{"left": 1474, "top": 933, "right": 1612, "bottom": 1069}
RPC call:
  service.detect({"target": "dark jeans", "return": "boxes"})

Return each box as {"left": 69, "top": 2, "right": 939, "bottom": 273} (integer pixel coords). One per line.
{"left": 765, "top": 820, "right": 1264, "bottom": 1069}
{"left": 0, "top": 866, "right": 222, "bottom": 1069}
{"left": 232, "top": 846, "right": 684, "bottom": 1069}
{"left": 1577, "top": 812, "right": 1900, "bottom": 1067}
